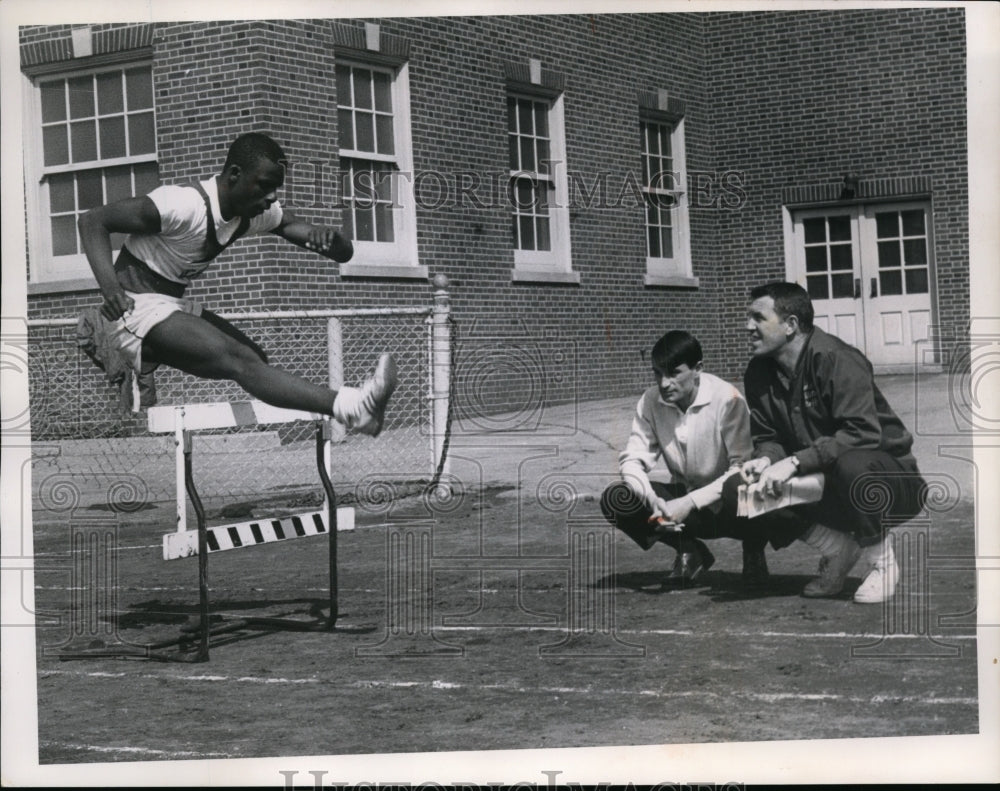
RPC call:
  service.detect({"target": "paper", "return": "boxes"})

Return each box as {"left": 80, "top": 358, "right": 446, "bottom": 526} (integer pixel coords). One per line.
{"left": 737, "top": 473, "right": 825, "bottom": 518}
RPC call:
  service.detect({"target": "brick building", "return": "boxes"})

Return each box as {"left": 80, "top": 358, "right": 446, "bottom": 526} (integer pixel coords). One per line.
{"left": 20, "top": 10, "right": 968, "bottom": 417}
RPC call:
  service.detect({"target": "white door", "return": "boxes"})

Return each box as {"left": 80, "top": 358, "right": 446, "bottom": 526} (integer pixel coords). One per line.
{"left": 790, "top": 202, "right": 934, "bottom": 368}
{"left": 859, "top": 203, "right": 935, "bottom": 367}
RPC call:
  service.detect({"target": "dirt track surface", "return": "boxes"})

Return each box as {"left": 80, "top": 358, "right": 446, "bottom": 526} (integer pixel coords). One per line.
{"left": 31, "top": 481, "right": 978, "bottom": 764}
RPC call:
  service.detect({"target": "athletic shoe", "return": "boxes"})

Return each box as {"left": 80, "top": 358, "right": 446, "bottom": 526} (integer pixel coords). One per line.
{"left": 742, "top": 541, "right": 770, "bottom": 586}
{"left": 665, "top": 538, "right": 715, "bottom": 584}
{"left": 802, "top": 536, "right": 861, "bottom": 598}
{"left": 853, "top": 539, "right": 899, "bottom": 604}
{"left": 354, "top": 353, "right": 398, "bottom": 437}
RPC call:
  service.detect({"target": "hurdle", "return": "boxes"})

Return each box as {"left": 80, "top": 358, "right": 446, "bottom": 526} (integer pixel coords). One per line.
{"left": 56, "top": 401, "right": 346, "bottom": 662}
{"left": 154, "top": 401, "right": 347, "bottom": 661}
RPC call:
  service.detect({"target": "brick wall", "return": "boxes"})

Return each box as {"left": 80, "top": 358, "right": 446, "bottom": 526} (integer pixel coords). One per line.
{"left": 385, "top": 13, "right": 723, "bottom": 409}
{"left": 704, "top": 8, "right": 968, "bottom": 380}
{"left": 22, "top": 10, "right": 968, "bottom": 415}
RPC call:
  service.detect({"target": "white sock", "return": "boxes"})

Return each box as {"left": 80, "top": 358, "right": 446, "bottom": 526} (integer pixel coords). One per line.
{"left": 332, "top": 386, "right": 364, "bottom": 427}
{"left": 801, "top": 523, "right": 852, "bottom": 557}
{"left": 859, "top": 536, "right": 893, "bottom": 569}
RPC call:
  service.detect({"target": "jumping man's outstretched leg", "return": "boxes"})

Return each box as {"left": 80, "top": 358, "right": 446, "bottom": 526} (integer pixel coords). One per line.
{"left": 144, "top": 311, "right": 397, "bottom": 436}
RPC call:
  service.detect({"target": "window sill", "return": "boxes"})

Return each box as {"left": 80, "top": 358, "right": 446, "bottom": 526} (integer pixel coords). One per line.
{"left": 340, "top": 264, "right": 430, "bottom": 280}
{"left": 28, "top": 277, "right": 100, "bottom": 296}
{"left": 511, "top": 269, "right": 581, "bottom": 285}
{"left": 644, "top": 274, "right": 700, "bottom": 289}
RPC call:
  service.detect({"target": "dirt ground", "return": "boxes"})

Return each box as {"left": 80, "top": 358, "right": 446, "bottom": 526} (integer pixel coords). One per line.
{"left": 30, "top": 479, "right": 979, "bottom": 764}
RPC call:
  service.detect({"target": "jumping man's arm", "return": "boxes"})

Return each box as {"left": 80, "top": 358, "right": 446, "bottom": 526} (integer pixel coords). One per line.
{"left": 79, "top": 197, "right": 162, "bottom": 320}
{"left": 272, "top": 210, "right": 354, "bottom": 263}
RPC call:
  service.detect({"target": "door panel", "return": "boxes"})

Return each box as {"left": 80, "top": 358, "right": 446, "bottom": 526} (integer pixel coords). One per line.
{"left": 859, "top": 204, "right": 934, "bottom": 366}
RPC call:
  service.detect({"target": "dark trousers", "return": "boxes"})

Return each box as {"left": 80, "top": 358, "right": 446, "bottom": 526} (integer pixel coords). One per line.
{"left": 600, "top": 474, "right": 803, "bottom": 552}
{"left": 719, "top": 449, "right": 927, "bottom": 549}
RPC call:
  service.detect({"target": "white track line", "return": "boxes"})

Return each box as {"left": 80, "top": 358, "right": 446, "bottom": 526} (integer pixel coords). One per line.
{"left": 353, "top": 680, "right": 979, "bottom": 706}
{"left": 39, "top": 669, "right": 321, "bottom": 684}
{"left": 434, "top": 625, "right": 977, "bottom": 641}
{"left": 31, "top": 621, "right": 978, "bottom": 641}
{"left": 32, "top": 544, "right": 161, "bottom": 556}
{"left": 351, "top": 680, "right": 979, "bottom": 706}
{"left": 39, "top": 741, "right": 235, "bottom": 759}
{"left": 36, "top": 669, "right": 978, "bottom": 707}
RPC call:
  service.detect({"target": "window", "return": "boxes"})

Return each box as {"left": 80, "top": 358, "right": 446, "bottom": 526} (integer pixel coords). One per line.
{"left": 802, "top": 214, "right": 857, "bottom": 301}
{"left": 873, "top": 208, "right": 931, "bottom": 297}
{"left": 640, "top": 114, "right": 691, "bottom": 284}
{"left": 507, "top": 90, "right": 573, "bottom": 280}
{"left": 336, "top": 60, "right": 421, "bottom": 275}
{"left": 25, "top": 63, "right": 160, "bottom": 284}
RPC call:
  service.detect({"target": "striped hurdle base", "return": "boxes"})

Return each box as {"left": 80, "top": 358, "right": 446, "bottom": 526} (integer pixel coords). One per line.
{"left": 163, "top": 507, "right": 355, "bottom": 561}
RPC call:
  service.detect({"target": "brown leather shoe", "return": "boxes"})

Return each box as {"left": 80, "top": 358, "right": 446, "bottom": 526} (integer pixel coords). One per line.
{"left": 802, "top": 536, "right": 861, "bottom": 598}
{"left": 665, "top": 539, "right": 715, "bottom": 583}
{"left": 742, "top": 542, "right": 770, "bottom": 586}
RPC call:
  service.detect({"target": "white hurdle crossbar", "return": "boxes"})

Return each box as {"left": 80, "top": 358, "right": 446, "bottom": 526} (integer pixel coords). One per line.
{"left": 147, "top": 401, "right": 354, "bottom": 560}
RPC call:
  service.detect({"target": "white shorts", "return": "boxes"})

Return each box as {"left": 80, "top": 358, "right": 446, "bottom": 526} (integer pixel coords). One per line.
{"left": 111, "top": 291, "right": 203, "bottom": 372}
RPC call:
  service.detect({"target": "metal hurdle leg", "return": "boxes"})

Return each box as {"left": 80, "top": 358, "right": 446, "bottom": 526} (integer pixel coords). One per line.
{"left": 183, "top": 429, "right": 211, "bottom": 662}
{"left": 316, "top": 419, "right": 339, "bottom": 628}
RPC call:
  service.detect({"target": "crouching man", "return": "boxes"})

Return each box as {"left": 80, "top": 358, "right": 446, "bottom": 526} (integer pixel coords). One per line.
{"left": 732, "top": 282, "right": 927, "bottom": 602}
{"left": 601, "top": 331, "right": 801, "bottom": 586}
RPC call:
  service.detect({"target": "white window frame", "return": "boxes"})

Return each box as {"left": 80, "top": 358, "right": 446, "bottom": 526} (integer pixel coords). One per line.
{"left": 23, "top": 61, "right": 158, "bottom": 286}
{"left": 336, "top": 59, "right": 423, "bottom": 279}
{"left": 640, "top": 115, "right": 693, "bottom": 287}
{"left": 507, "top": 90, "right": 575, "bottom": 283}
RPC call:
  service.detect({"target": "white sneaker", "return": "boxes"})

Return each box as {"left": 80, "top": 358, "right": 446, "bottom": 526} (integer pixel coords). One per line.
{"left": 333, "top": 353, "right": 398, "bottom": 437}
{"left": 853, "top": 538, "right": 899, "bottom": 604}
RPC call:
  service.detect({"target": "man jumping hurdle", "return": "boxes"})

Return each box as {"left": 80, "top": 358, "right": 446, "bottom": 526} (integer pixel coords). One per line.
{"left": 79, "top": 132, "right": 396, "bottom": 435}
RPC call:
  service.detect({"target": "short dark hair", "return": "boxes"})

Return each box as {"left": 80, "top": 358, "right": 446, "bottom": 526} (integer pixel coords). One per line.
{"left": 750, "top": 281, "right": 814, "bottom": 331}
{"left": 222, "top": 132, "right": 287, "bottom": 173}
{"left": 651, "top": 330, "right": 703, "bottom": 371}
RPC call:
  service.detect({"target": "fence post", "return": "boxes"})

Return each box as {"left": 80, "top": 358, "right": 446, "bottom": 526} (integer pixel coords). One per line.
{"left": 430, "top": 274, "right": 451, "bottom": 484}
{"left": 327, "top": 318, "right": 346, "bottom": 446}
{"left": 326, "top": 318, "right": 345, "bottom": 521}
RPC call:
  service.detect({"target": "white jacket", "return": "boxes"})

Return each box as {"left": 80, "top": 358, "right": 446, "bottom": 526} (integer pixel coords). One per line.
{"left": 618, "top": 372, "right": 752, "bottom": 512}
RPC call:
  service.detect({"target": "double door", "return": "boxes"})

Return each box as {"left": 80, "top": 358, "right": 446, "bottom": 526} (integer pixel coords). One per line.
{"left": 789, "top": 202, "right": 935, "bottom": 367}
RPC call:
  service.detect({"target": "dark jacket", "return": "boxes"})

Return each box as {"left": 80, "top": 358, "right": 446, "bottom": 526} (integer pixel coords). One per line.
{"left": 744, "top": 326, "right": 917, "bottom": 474}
